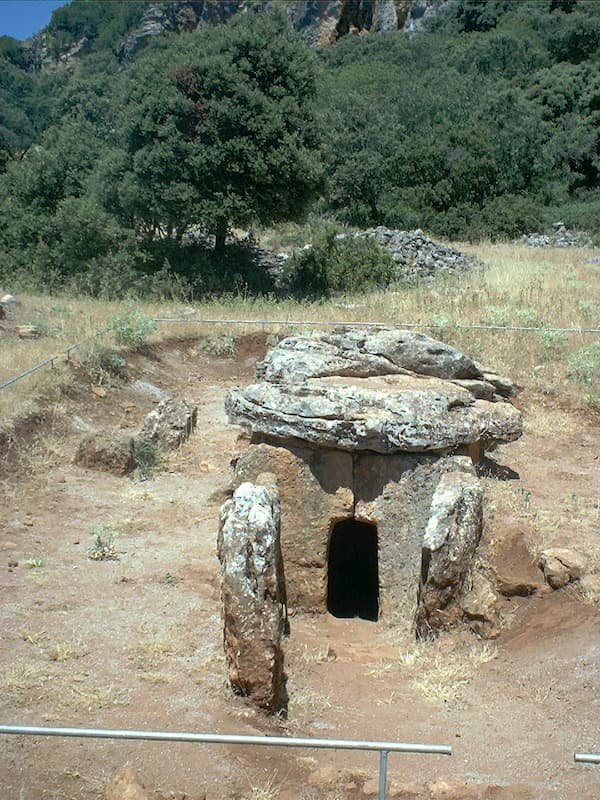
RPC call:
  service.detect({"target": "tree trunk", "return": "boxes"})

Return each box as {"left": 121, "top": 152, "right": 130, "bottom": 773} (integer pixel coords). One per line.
{"left": 214, "top": 221, "right": 227, "bottom": 253}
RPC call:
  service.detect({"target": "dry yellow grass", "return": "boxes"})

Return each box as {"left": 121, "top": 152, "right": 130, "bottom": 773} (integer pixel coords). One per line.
{"left": 127, "top": 622, "right": 187, "bottom": 670}
{"left": 1, "top": 242, "right": 598, "bottom": 431}
{"left": 406, "top": 640, "right": 497, "bottom": 705}
{"left": 240, "top": 770, "right": 282, "bottom": 800}
{"left": 2, "top": 660, "right": 130, "bottom": 712}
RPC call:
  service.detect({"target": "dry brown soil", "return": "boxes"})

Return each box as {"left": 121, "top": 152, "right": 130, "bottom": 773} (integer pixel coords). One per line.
{"left": 0, "top": 335, "right": 599, "bottom": 800}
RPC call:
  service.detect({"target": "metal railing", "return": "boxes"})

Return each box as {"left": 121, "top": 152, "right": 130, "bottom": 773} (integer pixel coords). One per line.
{"left": 0, "top": 326, "right": 109, "bottom": 390}
{"left": 0, "top": 724, "right": 451, "bottom": 799}
{"left": 574, "top": 753, "right": 600, "bottom": 765}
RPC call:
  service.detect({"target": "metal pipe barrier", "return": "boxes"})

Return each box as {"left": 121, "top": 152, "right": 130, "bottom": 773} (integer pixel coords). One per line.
{"left": 574, "top": 753, "right": 600, "bottom": 765}
{"left": 0, "top": 327, "right": 109, "bottom": 391}
{"left": 0, "top": 725, "right": 451, "bottom": 800}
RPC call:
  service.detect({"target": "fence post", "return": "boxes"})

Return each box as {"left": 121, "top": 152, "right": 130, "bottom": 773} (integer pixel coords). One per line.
{"left": 378, "top": 749, "right": 389, "bottom": 800}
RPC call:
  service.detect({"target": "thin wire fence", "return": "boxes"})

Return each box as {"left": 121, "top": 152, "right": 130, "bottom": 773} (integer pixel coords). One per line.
{"left": 2, "top": 316, "right": 599, "bottom": 392}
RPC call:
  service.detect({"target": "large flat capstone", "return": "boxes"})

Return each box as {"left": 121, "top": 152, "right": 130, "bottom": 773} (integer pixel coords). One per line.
{"left": 227, "top": 328, "right": 521, "bottom": 453}
{"left": 226, "top": 373, "right": 521, "bottom": 453}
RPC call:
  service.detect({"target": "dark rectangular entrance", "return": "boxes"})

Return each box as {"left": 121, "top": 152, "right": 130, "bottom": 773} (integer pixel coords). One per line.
{"left": 327, "top": 519, "right": 379, "bottom": 621}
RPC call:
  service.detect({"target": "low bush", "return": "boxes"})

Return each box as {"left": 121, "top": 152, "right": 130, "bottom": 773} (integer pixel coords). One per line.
{"left": 567, "top": 342, "right": 600, "bottom": 405}
{"left": 107, "top": 308, "right": 156, "bottom": 349}
{"left": 285, "top": 229, "right": 396, "bottom": 298}
{"left": 80, "top": 344, "right": 127, "bottom": 385}
{"left": 133, "top": 437, "right": 163, "bottom": 480}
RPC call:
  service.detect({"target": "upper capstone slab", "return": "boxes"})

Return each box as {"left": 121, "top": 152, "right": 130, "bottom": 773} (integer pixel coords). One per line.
{"left": 226, "top": 328, "right": 522, "bottom": 453}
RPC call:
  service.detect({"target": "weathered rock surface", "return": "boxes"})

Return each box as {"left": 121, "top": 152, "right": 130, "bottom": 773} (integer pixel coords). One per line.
{"left": 137, "top": 398, "right": 197, "bottom": 450}
{"left": 474, "top": 398, "right": 523, "bottom": 447}
{"left": 74, "top": 433, "right": 135, "bottom": 476}
{"left": 218, "top": 477, "right": 287, "bottom": 713}
{"left": 416, "top": 469, "right": 484, "bottom": 635}
{"left": 105, "top": 765, "right": 149, "bottom": 800}
{"left": 257, "top": 329, "right": 482, "bottom": 383}
{"left": 226, "top": 373, "right": 522, "bottom": 453}
{"left": 491, "top": 529, "right": 544, "bottom": 597}
{"left": 539, "top": 547, "right": 587, "bottom": 590}
{"left": 231, "top": 443, "right": 353, "bottom": 611}
{"left": 116, "top": 1, "right": 440, "bottom": 63}
{"left": 231, "top": 443, "right": 482, "bottom": 631}
{"left": 479, "top": 371, "right": 516, "bottom": 399}
{"left": 460, "top": 572, "right": 502, "bottom": 639}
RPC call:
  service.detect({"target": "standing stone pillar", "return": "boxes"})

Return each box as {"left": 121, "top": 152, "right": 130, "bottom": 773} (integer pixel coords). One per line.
{"left": 217, "top": 474, "right": 287, "bottom": 713}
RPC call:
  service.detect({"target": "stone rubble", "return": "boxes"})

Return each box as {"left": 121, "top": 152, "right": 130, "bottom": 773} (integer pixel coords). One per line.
{"left": 352, "top": 227, "right": 480, "bottom": 282}
{"left": 517, "top": 222, "right": 592, "bottom": 249}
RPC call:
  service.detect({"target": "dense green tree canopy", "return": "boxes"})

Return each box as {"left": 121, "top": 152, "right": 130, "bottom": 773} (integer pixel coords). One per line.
{"left": 97, "top": 10, "right": 322, "bottom": 249}
{"left": 0, "top": 0, "right": 598, "bottom": 297}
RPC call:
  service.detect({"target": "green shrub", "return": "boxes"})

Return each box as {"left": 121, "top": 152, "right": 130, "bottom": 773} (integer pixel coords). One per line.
{"left": 285, "top": 229, "right": 396, "bottom": 298}
{"left": 88, "top": 524, "right": 119, "bottom": 561}
{"left": 107, "top": 308, "right": 156, "bottom": 348}
{"left": 80, "top": 344, "right": 127, "bottom": 385}
{"left": 537, "top": 328, "right": 567, "bottom": 355}
{"left": 567, "top": 342, "right": 600, "bottom": 404}
{"left": 133, "top": 437, "right": 163, "bottom": 480}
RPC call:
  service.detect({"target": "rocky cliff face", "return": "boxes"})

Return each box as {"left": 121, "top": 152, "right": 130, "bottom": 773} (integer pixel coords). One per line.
{"left": 118, "top": 0, "right": 442, "bottom": 62}
{"left": 21, "top": 0, "right": 441, "bottom": 72}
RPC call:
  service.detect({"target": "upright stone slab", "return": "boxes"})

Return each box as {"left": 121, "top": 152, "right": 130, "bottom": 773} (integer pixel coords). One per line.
{"left": 218, "top": 476, "right": 287, "bottom": 713}
{"left": 416, "top": 468, "right": 484, "bottom": 636}
{"left": 231, "top": 443, "right": 353, "bottom": 611}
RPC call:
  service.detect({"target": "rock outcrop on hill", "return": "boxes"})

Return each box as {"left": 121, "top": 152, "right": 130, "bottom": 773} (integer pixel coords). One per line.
{"left": 117, "top": 0, "right": 439, "bottom": 62}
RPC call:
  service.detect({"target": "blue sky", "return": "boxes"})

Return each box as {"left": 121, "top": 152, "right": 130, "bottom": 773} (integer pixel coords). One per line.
{"left": 0, "top": 0, "right": 69, "bottom": 40}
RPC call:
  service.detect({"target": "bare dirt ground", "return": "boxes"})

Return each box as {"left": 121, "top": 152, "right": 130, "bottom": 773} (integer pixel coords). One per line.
{"left": 1, "top": 334, "right": 599, "bottom": 800}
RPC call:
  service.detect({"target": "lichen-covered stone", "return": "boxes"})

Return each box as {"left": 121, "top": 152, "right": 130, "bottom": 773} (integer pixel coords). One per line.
{"left": 138, "top": 398, "right": 197, "bottom": 450}
{"left": 256, "top": 329, "right": 482, "bottom": 384}
{"left": 416, "top": 469, "right": 484, "bottom": 636}
{"left": 226, "top": 374, "right": 521, "bottom": 453}
{"left": 231, "top": 444, "right": 353, "bottom": 611}
{"left": 218, "top": 477, "right": 287, "bottom": 713}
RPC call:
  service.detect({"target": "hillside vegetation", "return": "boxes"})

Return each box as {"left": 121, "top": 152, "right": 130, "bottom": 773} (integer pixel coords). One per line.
{"left": 0, "top": 0, "right": 599, "bottom": 298}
